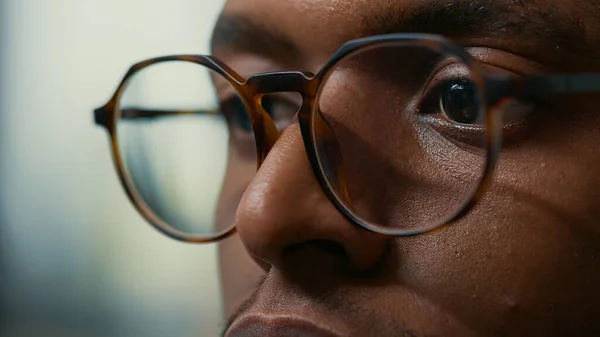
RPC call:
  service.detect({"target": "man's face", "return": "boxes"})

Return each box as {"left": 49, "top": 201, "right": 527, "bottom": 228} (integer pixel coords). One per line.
{"left": 213, "top": 0, "right": 600, "bottom": 336}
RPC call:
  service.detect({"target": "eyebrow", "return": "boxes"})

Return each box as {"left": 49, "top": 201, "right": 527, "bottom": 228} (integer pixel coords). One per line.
{"left": 211, "top": 0, "right": 587, "bottom": 64}
{"left": 211, "top": 13, "right": 300, "bottom": 59}
{"left": 369, "top": 0, "right": 586, "bottom": 53}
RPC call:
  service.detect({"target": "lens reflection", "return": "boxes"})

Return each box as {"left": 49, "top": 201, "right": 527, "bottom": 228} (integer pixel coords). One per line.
{"left": 116, "top": 60, "right": 257, "bottom": 238}
{"left": 314, "top": 43, "right": 487, "bottom": 234}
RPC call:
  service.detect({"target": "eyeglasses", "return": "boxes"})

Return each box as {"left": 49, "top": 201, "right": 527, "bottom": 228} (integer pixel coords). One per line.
{"left": 94, "top": 33, "right": 600, "bottom": 243}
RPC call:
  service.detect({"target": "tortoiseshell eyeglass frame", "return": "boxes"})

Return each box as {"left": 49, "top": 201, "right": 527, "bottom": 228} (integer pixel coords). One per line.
{"left": 94, "top": 33, "right": 600, "bottom": 244}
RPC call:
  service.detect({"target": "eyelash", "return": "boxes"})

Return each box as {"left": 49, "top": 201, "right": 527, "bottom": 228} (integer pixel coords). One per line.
{"left": 218, "top": 67, "right": 541, "bottom": 152}
{"left": 416, "top": 76, "right": 538, "bottom": 149}
{"left": 418, "top": 77, "right": 484, "bottom": 120}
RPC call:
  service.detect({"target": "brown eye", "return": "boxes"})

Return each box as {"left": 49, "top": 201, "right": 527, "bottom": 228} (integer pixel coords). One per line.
{"left": 439, "top": 79, "right": 482, "bottom": 125}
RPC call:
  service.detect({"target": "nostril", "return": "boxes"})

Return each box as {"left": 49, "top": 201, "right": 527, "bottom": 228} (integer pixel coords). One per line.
{"left": 279, "top": 240, "right": 350, "bottom": 281}
{"left": 284, "top": 239, "right": 348, "bottom": 257}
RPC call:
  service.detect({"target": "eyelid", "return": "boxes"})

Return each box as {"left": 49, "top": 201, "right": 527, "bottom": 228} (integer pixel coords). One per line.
{"left": 414, "top": 61, "right": 476, "bottom": 120}
{"left": 465, "top": 47, "right": 549, "bottom": 76}
{"left": 434, "top": 62, "right": 536, "bottom": 127}
{"left": 418, "top": 76, "right": 535, "bottom": 138}
{"left": 422, "top": 62, "right": 473, "bottom": 94}
{"left": 419, "top": 80, "right": 486, "bottom": 128}
{"left": 422, "top": 57, "right": 534, "bottom": 107}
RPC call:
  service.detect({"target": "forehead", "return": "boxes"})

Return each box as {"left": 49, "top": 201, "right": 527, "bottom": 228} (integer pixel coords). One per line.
{"left": 220, "top": 0, "right": 583, "bottom": 38}
{"left": 220, "top": 0, "right": 367, "bottom": 57}
{"left": 221, "top": 0, "right": 452, "bottom": 50}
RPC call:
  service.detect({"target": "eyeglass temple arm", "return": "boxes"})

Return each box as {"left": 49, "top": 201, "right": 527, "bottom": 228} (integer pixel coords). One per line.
{"left": 487, "top": 73, "right": 600, "bottom": 104}
{"left": 119, "top": 108, "right": 220, "bottom": 119}
{"left": 523, "top": 73, "right": 600, "bottom": 96}
{"left": 94, "top": 107, "right": 220, "bottom": 126}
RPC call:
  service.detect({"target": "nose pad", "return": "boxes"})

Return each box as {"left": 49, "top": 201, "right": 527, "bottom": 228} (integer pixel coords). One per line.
{"left": 253, "top": 98, "right": 281, "bottom": 165}
{"left": 261, "top": 93, "right": 303, "bottom": 129}
{"left": 255, "top": 92, "right": 304, "bottom": 165}
{"left": 312, "top": 109, "right": 352, "bottom": 206}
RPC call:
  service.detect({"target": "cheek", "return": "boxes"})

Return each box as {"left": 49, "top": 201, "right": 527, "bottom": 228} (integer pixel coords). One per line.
{"left": 216, "top": 146, "right": 264, "bottom": 317}
{"left": 394, "top": 102, "right": 600, "bottom": 334}
{"left": 397, "top": 206, "right": 600, "bottom": 334}
{"left": 219, "top": 235, "right": 264, "bottom": 318}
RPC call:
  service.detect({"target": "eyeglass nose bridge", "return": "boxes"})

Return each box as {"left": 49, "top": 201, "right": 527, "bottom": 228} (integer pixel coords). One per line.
{"left": 241, "top": 70, "right": 351, "bottom": 220}
{"left": 244, "top": 70, "right": 319, "bottom": 96}
{"left": 239, "top": 71, "right": 320, "bottom": 165}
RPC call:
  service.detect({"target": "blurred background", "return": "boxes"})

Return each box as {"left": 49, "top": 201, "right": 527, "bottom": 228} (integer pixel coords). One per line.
{"left": 0, "top": 0, "right": 228, "bottom": 336}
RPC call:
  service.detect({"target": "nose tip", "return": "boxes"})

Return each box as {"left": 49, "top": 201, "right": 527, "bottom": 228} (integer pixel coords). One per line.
{"left": 234, "top": 124, "right": 389, "bottom": 274}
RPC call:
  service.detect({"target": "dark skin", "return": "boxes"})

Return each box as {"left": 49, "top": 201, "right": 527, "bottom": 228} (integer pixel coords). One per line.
{"left": 212, "top": 0, "right": 600, "bottom": 336}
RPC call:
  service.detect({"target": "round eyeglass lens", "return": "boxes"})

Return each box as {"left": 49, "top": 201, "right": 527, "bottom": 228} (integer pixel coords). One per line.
{"left": 116, "top": 60, "right": 257, "bottom": 240}
{"left": 313, "top": 41, "right": 488, "bottom": 235}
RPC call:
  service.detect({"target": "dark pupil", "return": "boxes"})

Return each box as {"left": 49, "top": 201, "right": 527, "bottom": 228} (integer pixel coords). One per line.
{"left": 441, "top": 80, "right": 480, "bottom": 124}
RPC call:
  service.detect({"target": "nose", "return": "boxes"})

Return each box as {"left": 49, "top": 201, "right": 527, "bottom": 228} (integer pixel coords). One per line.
{"left": 235, "top": 124, "right": 389, "bottom": 275}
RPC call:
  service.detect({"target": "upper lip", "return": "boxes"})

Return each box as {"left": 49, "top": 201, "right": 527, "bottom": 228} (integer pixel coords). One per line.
{"left": 225, "top": 312, "right": 345, "bottom": 337}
